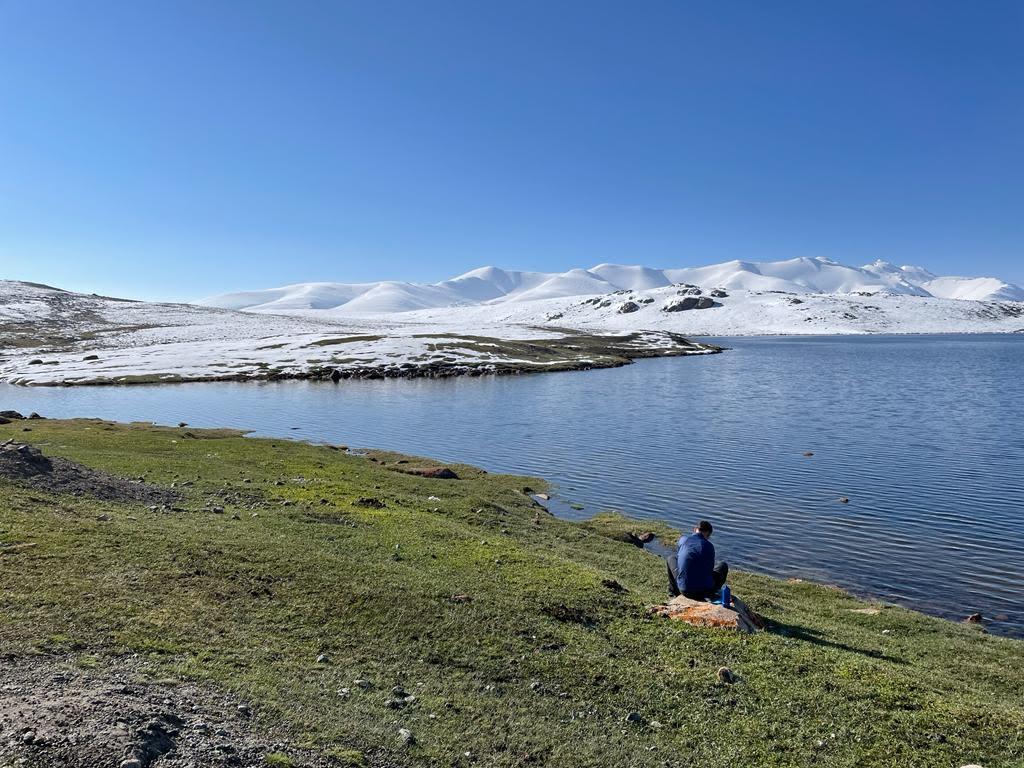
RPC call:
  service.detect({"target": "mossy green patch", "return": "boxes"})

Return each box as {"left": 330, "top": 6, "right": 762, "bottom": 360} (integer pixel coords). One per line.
{"left": 0, "top": 419, "right": 1021, "bottom": 767}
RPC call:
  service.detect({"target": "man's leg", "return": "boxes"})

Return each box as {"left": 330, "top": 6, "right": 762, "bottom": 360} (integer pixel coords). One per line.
{"left": 712, "top": 561, "right": 729, "bottom": 589}
{"left": 666, "top": 556, "right": 680, "bottom": 597}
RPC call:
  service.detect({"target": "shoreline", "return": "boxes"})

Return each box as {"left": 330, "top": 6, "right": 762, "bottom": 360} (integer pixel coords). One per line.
{"left": 1, "top": 416, "right": 1021, "bottom": 767}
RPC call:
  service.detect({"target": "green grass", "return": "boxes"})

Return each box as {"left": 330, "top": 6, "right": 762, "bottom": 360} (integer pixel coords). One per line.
{"left": 0, "top": 419, "right": 1022, "bottom": 767}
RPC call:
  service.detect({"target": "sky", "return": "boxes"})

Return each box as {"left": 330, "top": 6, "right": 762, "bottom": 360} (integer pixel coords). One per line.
{"left": 1, "top": 1, "right": 1022, "bottom": 301}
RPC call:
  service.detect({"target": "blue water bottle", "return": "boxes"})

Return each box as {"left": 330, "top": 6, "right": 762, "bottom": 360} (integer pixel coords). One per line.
{"left": 721, "top": 584, "right": 731, "bottom": 609}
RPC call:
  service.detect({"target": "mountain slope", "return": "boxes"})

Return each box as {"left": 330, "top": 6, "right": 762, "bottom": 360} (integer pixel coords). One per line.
{"left": 201, "top": 256, "right": 1021, "bottom": 315}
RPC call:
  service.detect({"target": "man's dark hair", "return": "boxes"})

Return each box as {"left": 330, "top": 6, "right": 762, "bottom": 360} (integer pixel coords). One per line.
{"left": 697, "top": 520, "right": 713, "bottom": 535}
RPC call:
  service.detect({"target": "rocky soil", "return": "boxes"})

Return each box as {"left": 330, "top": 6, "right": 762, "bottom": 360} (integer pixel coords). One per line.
{"left": 0, "top": 655, "right": 354, "bottom": 768}
{"left": 0, "top": 435, "right": 179, "bottom": 507}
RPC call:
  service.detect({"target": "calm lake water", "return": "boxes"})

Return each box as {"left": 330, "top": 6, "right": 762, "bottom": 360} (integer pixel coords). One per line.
{"left": 2, "top": 335, "right": 1022, "bottom": 636}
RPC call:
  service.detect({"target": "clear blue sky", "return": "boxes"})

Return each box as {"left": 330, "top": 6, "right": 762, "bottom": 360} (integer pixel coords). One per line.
{"left": 1, "top": 1, "right": 1022, "bottom": 300}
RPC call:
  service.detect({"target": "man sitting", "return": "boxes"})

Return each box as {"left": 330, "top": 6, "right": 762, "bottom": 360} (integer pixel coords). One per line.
{"left": 667, "top": 519, "right": 729, "bottom": 600}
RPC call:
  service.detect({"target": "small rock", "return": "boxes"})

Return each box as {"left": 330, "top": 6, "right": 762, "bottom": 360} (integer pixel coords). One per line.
{"left": 717, "top": 666, "right": 737, "bottom": 684}
{"left": 965, "top": 612, "right": 984, "bottom": 623}
{"left": 625, "top": 711, "right": 644, "bottom": 724}
{"left": 119, "top": 760, "right": 143, "bottom": 768}
{"left": 838, "top": 497, "right": 850, "bottom": 504}
{"left": 21, "top": 730, "right": 36, "bottom": 744}
{"left": 398, "top": 728, "right": 416, "bottom": 745}
{"left": 803, "top": 451, "right": 814, "bottom": 457}
{"left": 236, "top": 703, "right": 251, "bottom": 717}
{"left": 316, "top": 653, "right": 330, "bottom": 664}
{"left": 354, "top": 679, "right": 371, "bottom": 689}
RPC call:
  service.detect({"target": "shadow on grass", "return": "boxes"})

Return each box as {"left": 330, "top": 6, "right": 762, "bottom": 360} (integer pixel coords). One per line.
{"left": 763, "top": 618, "right": 906, "bottom": 664}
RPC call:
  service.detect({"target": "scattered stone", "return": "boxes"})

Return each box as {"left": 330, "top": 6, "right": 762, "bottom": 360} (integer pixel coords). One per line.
{"left": 617, "top": 301, "right": 640, "bottom": 314}
{"left": 625, "top": 712, "right": 644, "bottom": 724}
{"left": 965, "top": 612, "right": 984, "bottom": 623}
{"left": 450, "top": 593, "right": 473, "bottom": 603}
{"left": 838, "top": 497, "right": 850, "bottom": 504}
{"left": 717, "top": 667, "right": 737, "bottom": 684}
{"left": 353, "top": 497, "right": 387, "bottom": 508}
{"left": 601, "top": 578, "right": 626, "bottom": 592}
{"left": 316, "top": 653, "right": 330, "bottom": 664}
{"left": 394, "top": 466, "right": 460, "bottom": 480}
{"left": 398, "top": 728, "right": 415, "bottom": 746}
{"left": 354, "top": 679, "right": 371, "bottom": 689}
{"left": 803, "top": 451, "right": 814, "bottom": 457}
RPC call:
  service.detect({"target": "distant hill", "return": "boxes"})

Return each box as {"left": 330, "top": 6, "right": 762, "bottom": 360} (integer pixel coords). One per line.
{"left": 200, "top": 257, "right": 1024, "bottom": 315}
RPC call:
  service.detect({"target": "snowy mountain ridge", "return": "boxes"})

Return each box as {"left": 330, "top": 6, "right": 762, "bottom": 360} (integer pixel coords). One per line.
{"left": 200, "top": 257, "right": 1024, "bottom": 315}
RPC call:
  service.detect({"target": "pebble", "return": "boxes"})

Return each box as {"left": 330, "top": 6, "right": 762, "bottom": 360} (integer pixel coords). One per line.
{"left": 398, "top": 727, "right": 415, "bottom": 745}
{"left": 354, "top": 679, "right": 370, "bottom": 689}
{"left": 120, "top": 760, "right": 143, "bottom": 768}
{"left": 21, "top": 730, "right": 36, "bottom": 744}
{"left": 316, "top": 653, "right": 330, "bottom": 664}
{"left": 625, "top": 711, "right": 644, "bottom": 724}
{"left": 717, "top": 667, "right": 737, "bottom": 684}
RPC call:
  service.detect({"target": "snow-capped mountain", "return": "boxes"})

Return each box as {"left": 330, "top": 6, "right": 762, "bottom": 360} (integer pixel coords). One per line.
{"left": 201, "top": 257, "right": 1024, "bottom": 315}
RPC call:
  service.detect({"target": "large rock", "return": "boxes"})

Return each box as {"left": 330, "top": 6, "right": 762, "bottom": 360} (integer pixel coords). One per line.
{"left": 650, "top": 594, "right": 763, "bottom": 633}
{"left": 663, "top": 297, "right": 700, "bottom": 312}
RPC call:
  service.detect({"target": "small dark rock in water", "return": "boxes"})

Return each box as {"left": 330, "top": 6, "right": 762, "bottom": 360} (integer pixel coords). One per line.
{"left": 803, "top": 451, "right": 814, "bottom": 457}
{"left": 838, "top": 497, "right": 850, "bottom": 504}
{"left": 965, "top": 612, "right": 984, "bottom": 623}
{"left": 330, "top": 369, "right": 343, "bottom": 383}
{"left": 717, "top": 667, "right": 737, "bottom": 684}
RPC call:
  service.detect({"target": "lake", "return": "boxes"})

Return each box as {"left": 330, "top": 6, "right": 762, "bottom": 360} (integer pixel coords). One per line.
{"left": 2, "top": 334, "right": 1022, "bottom": 636}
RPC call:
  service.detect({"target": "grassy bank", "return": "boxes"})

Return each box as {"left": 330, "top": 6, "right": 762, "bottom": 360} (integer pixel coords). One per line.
{"left": 1, "top": 419, "right": 1021, "bottom": 767}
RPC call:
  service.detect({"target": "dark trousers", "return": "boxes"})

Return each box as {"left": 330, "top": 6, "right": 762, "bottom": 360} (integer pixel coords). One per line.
{"left": 666, "top": 557, "right": 728, "bottom": 600}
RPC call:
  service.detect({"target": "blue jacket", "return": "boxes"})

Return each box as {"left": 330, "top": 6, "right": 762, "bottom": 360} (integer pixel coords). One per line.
{"left": 676, "top": 532, "right": 715, "bottom": 593}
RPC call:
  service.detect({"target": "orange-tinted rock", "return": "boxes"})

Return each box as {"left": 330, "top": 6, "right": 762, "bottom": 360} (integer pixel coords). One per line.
{"left": 650, "top": 595, "right": 763, "bottom": 633}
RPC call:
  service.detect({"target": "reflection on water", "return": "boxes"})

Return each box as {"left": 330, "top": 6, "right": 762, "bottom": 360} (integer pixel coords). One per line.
{"left": 2, "top": 334, "right": 1023, "bottom": 636}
